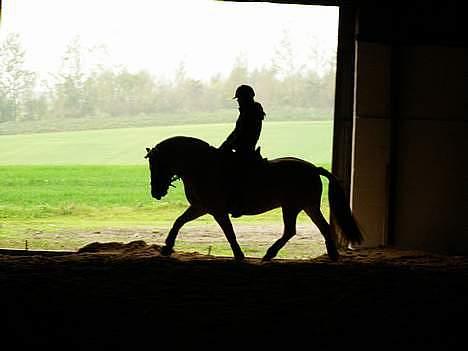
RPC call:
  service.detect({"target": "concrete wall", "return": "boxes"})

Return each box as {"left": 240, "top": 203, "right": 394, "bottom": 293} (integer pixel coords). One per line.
{"left": 352, "top": 41, "right": 392, "bottom": 247}
{"left": 393, "top": 45, "right": 468, "bottom": 254}
{"left": 350, "top": 1, "right": 468, "bottom": 253}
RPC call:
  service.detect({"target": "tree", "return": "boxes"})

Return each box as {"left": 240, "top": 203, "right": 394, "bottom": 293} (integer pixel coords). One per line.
{"left": 272, "top": 30, "right": 293, "bottom": 80}
{"left": 250, "top": 66, "right": 278, "bottom": 109}
{"left": 0, "top": 33, "right": 36, "bottom": 121}
{"left": 225, "top": 55, "right": 249, "bottom": 85}
{"left": 113, "top": 69, "right": 157, "bottom": 115}
{"left": 271, "top": 30, "right": 308, "bottom": 108}
{"left": 52, "top": 37, "right": 88, "bottom": 118}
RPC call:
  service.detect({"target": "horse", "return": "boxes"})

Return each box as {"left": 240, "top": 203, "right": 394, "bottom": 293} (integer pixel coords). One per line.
{"left": 145, "top": 136, "right": 363, "bottom": 261}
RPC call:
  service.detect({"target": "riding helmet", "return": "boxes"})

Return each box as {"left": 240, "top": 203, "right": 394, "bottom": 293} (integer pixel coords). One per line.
{"left": 233, "top": 85, "right": 255, "bottom": 99}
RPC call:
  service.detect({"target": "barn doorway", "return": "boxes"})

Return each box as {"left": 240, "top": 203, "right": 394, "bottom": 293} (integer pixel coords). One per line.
{"left": 0, "top": 0, "right": 339, "bottom": 259}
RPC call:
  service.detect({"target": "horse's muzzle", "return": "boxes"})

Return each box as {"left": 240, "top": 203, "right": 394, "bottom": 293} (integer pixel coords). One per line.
{"left": 151, "top": 190, "right": 161, "bottom": 200}
{"left": 152, "top": 189, "right": 167, "bottom": 200}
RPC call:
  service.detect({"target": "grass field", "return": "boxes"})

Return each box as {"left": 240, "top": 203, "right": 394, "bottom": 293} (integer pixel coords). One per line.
{"left": 0, "top": 121, "right": 332, "bottom": 165}
{"left": 0, "top": 121, "right": 332, "bottom": 255}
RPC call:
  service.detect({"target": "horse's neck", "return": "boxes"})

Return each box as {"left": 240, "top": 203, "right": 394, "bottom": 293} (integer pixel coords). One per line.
{"left": 167, "top": 139, "right": 213, "bottom": 176}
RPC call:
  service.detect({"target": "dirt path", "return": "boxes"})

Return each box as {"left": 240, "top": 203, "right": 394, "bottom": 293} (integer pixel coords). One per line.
{"left": 87, "top": 223, "right": 325, "bottom": 258}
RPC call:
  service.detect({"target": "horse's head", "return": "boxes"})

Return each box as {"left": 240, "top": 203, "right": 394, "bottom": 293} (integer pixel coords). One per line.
{"left": 145, "top": 146, "right": 176, "bottom": 200}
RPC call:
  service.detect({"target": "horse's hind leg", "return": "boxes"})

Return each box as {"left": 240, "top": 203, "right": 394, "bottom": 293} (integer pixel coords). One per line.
{"left": 304, "top": 207, "right": 339, "bottom": 261}
{"left": 263, "top": 206, "right": 300, "bottom": 261}
{"left": 213, "top": 214, "right": 245, "bottom": 261}
{"left": 161, "top": 206, "right": 206, "bottom": 256}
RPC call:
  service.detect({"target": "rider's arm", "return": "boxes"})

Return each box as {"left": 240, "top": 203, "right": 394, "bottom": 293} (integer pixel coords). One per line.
{"left": 220, "top": 119, "right": 241, "bottom": 150}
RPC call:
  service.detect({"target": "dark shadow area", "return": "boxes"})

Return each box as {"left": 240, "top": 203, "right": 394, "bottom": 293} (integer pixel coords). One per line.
{"left": 1, "top": 242, "right": 467, "bottom": 348}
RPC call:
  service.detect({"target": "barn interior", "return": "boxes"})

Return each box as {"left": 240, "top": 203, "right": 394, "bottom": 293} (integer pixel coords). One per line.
{"left": 1, "top": 0, "right": 467, "bottom": 348}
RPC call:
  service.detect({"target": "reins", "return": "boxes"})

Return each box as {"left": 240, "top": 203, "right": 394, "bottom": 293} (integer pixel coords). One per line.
{"left": 169, "top": 175, "right": 180, "bottom": 188}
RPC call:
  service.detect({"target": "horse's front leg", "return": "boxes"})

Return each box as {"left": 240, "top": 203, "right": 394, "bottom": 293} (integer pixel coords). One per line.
{"left": 161, "top": 206, "right": 206, "bottom": 256}
{"left": 213, "top": 213, "right": 245, "bottom": 261}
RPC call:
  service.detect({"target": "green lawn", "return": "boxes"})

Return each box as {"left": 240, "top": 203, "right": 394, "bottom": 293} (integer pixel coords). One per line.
{"left": 0, "top": 121, "right": 333, "bottom": 254}
{"left": 0, "top": 121, "right": 332, "bottom": 165}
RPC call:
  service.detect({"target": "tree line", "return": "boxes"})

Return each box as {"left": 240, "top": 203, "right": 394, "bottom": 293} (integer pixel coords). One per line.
{"left": 0, "top": 33, "right": 336, "bottom": 124}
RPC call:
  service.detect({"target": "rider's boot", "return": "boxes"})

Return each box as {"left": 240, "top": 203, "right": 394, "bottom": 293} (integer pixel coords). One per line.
{"left": 230, "top": 197, "right": 243, "bottom": 218}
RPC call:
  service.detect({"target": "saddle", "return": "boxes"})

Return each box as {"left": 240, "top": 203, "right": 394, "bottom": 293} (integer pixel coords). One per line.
{"left": 218, "top": 147, "right": 268, "bottom": 217}
{"left": 220, "top": 147, "right": 267, "bottom": 170}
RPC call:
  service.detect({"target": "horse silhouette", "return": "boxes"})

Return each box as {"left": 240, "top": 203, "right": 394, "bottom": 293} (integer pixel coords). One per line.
{"left": 145, "top": 136, "right": 363, "bottom": 261}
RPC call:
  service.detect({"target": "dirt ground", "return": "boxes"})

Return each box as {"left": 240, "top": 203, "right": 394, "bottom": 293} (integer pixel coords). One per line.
{"left": 22, "top": 223, "right": 328, "bottom": 258}
{"left": 1, "top": 239, "right": 467, "bottom": 349}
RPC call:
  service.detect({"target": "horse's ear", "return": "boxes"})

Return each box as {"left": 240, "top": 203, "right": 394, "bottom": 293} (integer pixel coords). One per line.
{"left": 145, "top": 147, "right": 151, "bottom": 159}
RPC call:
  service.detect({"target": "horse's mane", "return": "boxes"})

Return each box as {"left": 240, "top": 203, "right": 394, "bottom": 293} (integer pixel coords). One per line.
{"left": 155, "top": 136, "right": 216, "bottom": 156}
{"left": 156, "top": 136, "right": 210, "bottom": 148}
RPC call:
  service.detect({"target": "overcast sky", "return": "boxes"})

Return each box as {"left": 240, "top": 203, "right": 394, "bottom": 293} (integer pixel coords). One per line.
{"left": 0, "top": 0, "right": 338, "bottom": 81}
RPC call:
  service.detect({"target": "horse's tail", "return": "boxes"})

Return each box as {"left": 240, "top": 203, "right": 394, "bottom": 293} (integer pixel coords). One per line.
{"left": 316, "top": 167, "right": 364, "bottom": 245}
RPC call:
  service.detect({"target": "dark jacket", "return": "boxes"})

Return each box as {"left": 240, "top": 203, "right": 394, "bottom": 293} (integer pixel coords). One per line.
{"left": 221, "top": 102, "right": 265, "bottom": 154}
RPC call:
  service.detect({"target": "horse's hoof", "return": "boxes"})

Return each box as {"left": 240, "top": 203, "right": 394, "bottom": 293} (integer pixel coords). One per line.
{"left": 234, "top": 254, "right": 245, "bottom": 262}
{"left": 325, "top": 240, "right": 339, "bottom": 261}
{"left": 160, "top": 246, "right": 174, "bottom": 256}
{"left": 262, "top": 248, "right": 276, "bottom": 262}
{"left": 328, "top": 251, "right": 339, "bottom": 261}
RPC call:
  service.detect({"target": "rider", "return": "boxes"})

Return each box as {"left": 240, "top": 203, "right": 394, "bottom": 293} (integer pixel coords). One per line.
{"left": 220, "top": 84, "right": 265, "bottom": 157}
{"left": 220, "top": 84, "right": 266, "bottom": 217}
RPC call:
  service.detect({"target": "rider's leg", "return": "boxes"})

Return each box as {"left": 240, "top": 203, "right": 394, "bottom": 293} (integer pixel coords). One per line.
{"left": 227, "top": 154, "right": 243, "bottom": 218}
{"left": 229, "top": 185, "right": 243, "bottom": 218}
{"left": 228, "top": 148, "right": 254, "bottom": 218}
{"left": 161, "top": 206, "right": 206, "bottom": 256}
{"left": 213, "top": 213, "right": 245, "bottom": 261}
{"left": 263, "top": 206, "right": 300, "bottom": 261}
